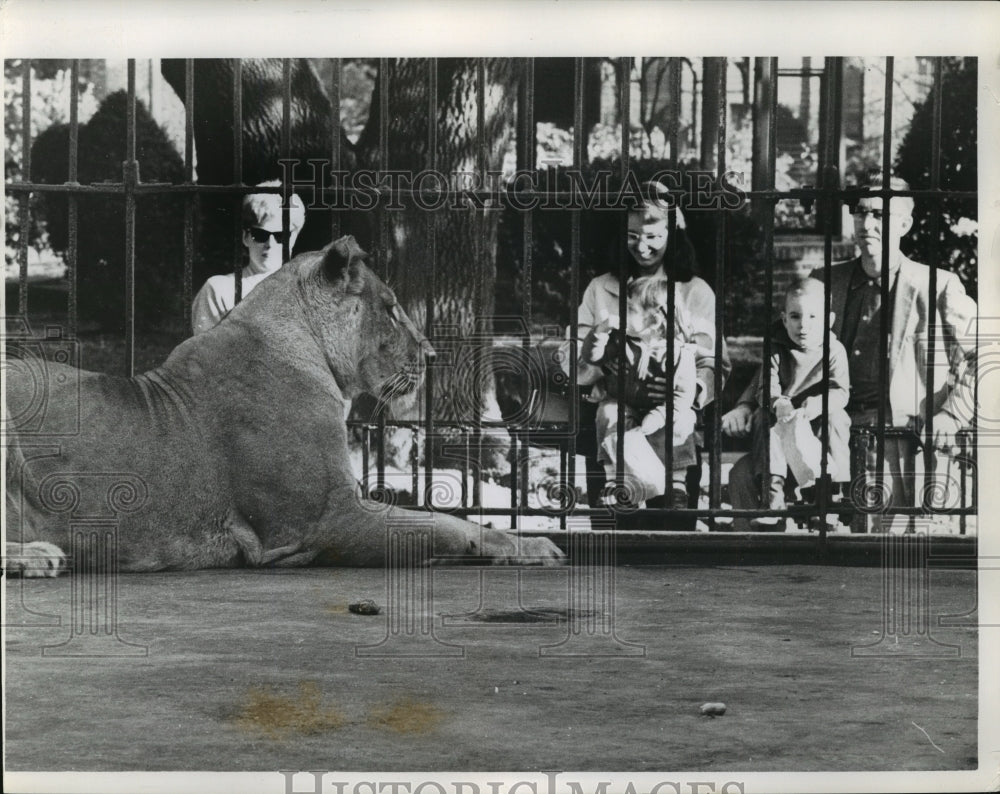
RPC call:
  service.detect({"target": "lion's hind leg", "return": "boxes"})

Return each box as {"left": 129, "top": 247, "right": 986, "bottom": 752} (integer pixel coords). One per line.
{"left": 223, "top": 508, "right": 304, "bottom": 567}
{"left": 4, "top": 541, "right": 67, "bottom": 578}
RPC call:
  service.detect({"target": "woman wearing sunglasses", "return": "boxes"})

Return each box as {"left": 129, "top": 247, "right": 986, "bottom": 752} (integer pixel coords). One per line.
{"left": 191, "top": 180, "right": 306, "bottom": 335}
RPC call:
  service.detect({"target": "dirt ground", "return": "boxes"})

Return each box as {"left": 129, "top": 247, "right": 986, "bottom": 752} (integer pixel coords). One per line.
{"left": 4, "top": 564, "right": 978, "bottom": 773}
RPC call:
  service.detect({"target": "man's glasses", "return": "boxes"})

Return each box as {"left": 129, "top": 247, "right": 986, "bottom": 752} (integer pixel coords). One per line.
{"left": 247, "top": 227, "right": 291, "bottom": 244}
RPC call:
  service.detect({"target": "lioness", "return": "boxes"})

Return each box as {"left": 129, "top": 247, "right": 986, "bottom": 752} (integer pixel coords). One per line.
{"left": 4, "top": 235, "right": 565, "bottom": 575}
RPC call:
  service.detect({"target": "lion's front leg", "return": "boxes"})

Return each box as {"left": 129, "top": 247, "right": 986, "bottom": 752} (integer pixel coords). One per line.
{"left": 4, "top": 541, "right": 68, "bottom": 578}
{"left": 422, "top": 512, "right": 565, "bottom": 566}
{"left": 302, "top": 497, "right": 566, "bottom": 567}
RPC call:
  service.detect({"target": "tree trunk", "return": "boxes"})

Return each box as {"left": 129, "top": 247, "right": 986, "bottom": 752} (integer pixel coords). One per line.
{"left": 352, "top": 59, "right": 516, "bottom": 429}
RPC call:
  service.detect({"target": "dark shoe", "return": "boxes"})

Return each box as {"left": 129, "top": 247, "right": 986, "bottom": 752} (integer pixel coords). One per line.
{"left": 646, "top": 488, "right": 690, "bottom": 510}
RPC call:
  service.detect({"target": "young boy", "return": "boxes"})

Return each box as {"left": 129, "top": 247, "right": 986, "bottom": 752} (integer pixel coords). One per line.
{"left": 191, "top": 181, "right": 307, "bottom": 335}
{"left": 581, "top": 275, "right": 699, "bottom": 508}
{"left": 745, "top": 277, "right": 851, "bottom": 528}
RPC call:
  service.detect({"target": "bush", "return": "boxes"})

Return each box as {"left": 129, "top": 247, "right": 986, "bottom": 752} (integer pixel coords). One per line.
{"left": 30, "top": 90, "right": 186, "bottom": 331}
{"left": 895, "top": 58, "right": 977, "bottom": 298}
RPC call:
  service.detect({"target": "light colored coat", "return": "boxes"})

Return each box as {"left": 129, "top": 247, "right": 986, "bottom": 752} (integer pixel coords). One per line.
{"left": 820, "top": 256, "right": 977, "bottom": 427}
{"left": 576, "top": 272, "right": 729, "bottom": 408}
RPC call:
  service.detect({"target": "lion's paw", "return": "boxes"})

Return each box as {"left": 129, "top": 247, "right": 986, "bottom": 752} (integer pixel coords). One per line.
{"left": 481, "top": 531, "right": 566, "bottom": 567}
{"left": 4, "top": 541, "right": 68, "bottom": 578}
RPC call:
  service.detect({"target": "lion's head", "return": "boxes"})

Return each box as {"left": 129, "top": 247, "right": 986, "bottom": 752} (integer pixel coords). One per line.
{"left": 293, "top": 235, "right": 434, "bottom": 406}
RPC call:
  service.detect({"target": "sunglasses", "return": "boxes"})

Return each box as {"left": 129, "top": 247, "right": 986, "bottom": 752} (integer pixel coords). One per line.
{"left": 247, "top": 227, "right": 291, "bottom": 244}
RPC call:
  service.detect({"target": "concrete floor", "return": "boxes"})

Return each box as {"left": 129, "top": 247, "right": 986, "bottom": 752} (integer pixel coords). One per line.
{"left": 4, "top": 564, "right": 978, "bottom": 773}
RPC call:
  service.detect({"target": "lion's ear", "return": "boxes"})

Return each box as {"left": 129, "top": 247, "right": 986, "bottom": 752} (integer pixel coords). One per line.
{"left": 322, "top": 234, "right": 368, "bottom": 293}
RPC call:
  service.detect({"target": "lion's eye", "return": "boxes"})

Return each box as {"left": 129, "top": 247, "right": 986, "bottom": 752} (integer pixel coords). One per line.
{"left": 386, "top": 303, "right": 399, "bottom": 324}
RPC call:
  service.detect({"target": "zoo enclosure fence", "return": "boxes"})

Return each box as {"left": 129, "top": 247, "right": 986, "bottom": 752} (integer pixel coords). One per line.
{"left": 6, "top": 57, "right": 979, "bottom": 539}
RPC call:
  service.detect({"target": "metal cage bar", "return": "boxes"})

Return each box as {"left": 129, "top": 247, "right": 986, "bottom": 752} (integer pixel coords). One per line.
{"left": 329, "top": 58, "right": 342, "bottom": 240}
{"left": 67, "top": 59, "right": 80, "bottom": 336}
{"left": 472, "top": 58, "right": 488, "bottom": 511}
{"left": 182, "top": 59, "right": 195, "bottom": 332}
{"left": 232, "top": 59, "right": 244, "bottom": 305}
{"left": 123, "top": 60, "right": 138, "bottom": 377}
{"left": 424, "top": 58, "right": 439, "bottom": 509}
{"left": 758, "top": 56, "right": 778, "bottom": 519}
{"left": 922, "top": 58, "right": 944, "bottom": 489}
{"left": 614, "top": 57, "right": 631, "bottom": 495}
{"left": 18, "top": 60, "right": 32, "bottom": 317}
{"left": 815, "top": 57, "right": 841, "bottom": 536}
{"left": 281, "top": 59, "right": 293, "bottom": 262}
{"left": 872, "top": 56, "right": 896, "bottom": 533}
{"left": 376, "top": 57, "right": 390, "bottom": 494}
{"left": 519, "top": 57, "right": 536, "bottom": 522}
{"left": 708, "top": 58, "right": 727, "bottom": 521}
{"left": 564, "top": 56, "right": 585, "bottom": 527}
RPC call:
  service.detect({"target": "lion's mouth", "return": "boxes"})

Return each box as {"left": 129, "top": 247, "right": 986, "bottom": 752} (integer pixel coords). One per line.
{"left": 378, "top": 369, "right": 423, "bottom": 401}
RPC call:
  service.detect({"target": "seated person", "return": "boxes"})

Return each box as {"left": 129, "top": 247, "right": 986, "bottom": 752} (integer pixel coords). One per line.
{"left": 574, "top": 187, "right": 729, "bottom": 509}
{"left": 736, "top": 278, "right": 851, "bottom": 529}
{"left": 724, "top": 171, "right": 977, "bottom": 530}
{"left": 191, "top": 180, "right": 306, "bottom": 335}
{"left": 581, "top": 275, "right": 698, "bottom": 509}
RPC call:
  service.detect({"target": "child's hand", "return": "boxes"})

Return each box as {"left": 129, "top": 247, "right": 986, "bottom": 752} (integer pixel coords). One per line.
{"left": 640, "top": 413, "right": 665, "bottom": 435}
{"left": 672, "top": 410, "right": 696, "bottom": 442}
{"left": 774, "top": 396, "right": 794, "bottom": 422}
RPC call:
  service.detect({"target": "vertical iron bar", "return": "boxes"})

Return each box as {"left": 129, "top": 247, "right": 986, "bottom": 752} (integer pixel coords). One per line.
{"left": 362, "top": 426, "right": 371, "bottom": 499}
{"left": 462, "top": 431, "right": 470, "bottom": 508}
{"left": 709, "top": 59, "right": 726, "bottom": 522}
{"left": 124, "top": 60, "right": 138, "bottom": 377}
{"left": 18, "top": 60, "right": 31, "bottom": 317}
{"left": 521, "top": 57, "right": 535, "bottom": 520}
{"left": 875, "top": 57, "right": 895, "bottom": 533}
{"left": 281, "top": 59, "right": 292, "bottom": 262}
{"left": 232, "top": 59, "right": 244, "bottom": 305}
{"left": 330, "top": 58, "right": 342, "bottom": 239}
{"left": 663, "top": 200, "right": 676, "bottom": 504}
{"left": 67, "top": 59, "right": 80, "bottom": 336}
{"left": 669, "top": 57, "right": 683, "bottom": 162}
{"left": 509, "top": 434, "right": 519, "bottom": 529}
{"left": 474, "top": 59, "right": 487, "bottom": 509}
{"left": 754, "top": 58, "right": 778, "bottom": 510}
{"left": 425, "top": 58, "right": 438, "bottom": 509}
{"left": 566, "top": 56, "right": 585, "bottom": 528}
{"left": 182, "top": 59, "right": 195, "bottom": 332}
{"left": 410, "top": 428, "right": 419, "bottom": 502}
{"left": 923, "top": 58, "right": 943, "bottom": 489}
{"left": 521, "top": 57, "right": 535, "bottom": 322}
{"left": 759, "top": 57, "right": 778, "bottom": 515}
{"left": 664, "top": 59, "right": 678, "bottom": 511}
{"left": 615, "top": 57, "right": 631, "bottom": 493}
{"left": 817, "top": 57, "right": 841, "bottom": 537}
{"left": 377, "top": 58, "right": 390, "bottom": 493}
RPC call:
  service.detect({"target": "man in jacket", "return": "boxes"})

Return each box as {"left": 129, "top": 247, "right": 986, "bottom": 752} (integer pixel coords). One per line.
{"left": 723, "top": 172, "right": 977, "bottom": 531}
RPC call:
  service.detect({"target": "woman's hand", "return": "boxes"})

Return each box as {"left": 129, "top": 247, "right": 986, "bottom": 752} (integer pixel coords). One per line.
{"left": 721, "top": 403, "right": 753, "bottom": 437}
{"left": 581, "top": 312, "right": 613, "bottom": 363}
{"left": 645, "top": 373, "right": 669, "bottom": 402}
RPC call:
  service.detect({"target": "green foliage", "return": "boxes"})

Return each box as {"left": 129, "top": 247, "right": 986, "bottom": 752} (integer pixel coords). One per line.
{"left": 4, "top": 60, "right": 99, "bottom": 269}
{"left": 894, "top": 58, "right": 977, "bottom": 298}
{"left": 31, "top": 90, "right": 187, "bottom": 331}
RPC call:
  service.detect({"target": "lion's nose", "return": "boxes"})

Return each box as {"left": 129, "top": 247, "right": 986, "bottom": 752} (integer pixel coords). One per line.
{"left": 421, "top": 340, "right": 436, "bottom": 362}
